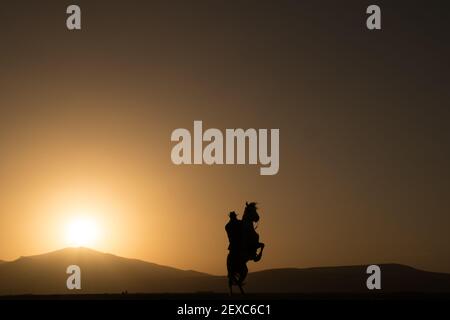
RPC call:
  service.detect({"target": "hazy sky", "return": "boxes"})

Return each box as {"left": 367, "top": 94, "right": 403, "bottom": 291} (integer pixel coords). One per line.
{"left": 0, "top": 1, "right": 449, "bottom": 274}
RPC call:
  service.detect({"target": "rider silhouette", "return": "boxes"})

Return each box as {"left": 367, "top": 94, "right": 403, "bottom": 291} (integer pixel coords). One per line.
{"left": 225, "top": 211, "right": 242, "bottom": 253}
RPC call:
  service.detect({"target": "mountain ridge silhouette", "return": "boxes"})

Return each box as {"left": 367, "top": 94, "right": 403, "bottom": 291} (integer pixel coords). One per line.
{"left": 1, "top": 247, "right": 449, "bottom": 295}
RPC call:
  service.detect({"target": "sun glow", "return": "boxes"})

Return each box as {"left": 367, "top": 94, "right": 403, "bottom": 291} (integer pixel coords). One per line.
{"left": 66, "top": 216, "right": 100, "bottom": 247}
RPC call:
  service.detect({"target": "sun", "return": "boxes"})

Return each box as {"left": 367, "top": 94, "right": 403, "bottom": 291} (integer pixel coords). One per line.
{"left": 66, "top": 217, "right": 100, "bottom": 247}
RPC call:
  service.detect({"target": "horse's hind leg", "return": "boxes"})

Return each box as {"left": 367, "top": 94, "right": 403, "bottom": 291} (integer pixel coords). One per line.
{"left": 227, "top": 254, "right": 234, "bottom": 295}
{"left": 241, "top": 264, "right": 248, "bottom": 285}
{"left": 238, "top": 283, "right": 245, "bottom": 295}
{"left": 237, "top": 265, "right": 248, "bottom": 295}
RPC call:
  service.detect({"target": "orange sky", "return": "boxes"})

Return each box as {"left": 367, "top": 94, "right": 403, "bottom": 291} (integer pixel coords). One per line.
{"left": 0, "top": 1, "right": 449, "bottom": 275}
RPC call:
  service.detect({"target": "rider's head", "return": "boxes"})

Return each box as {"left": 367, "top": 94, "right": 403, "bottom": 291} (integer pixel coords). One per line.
{"left": 229, "top": 211, "right": 237, "bottom": 220}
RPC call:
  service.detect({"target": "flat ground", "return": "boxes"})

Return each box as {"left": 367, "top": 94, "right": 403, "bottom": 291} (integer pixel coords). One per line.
{"left": 1, "top": 292, "right": 449, "bottom": 300}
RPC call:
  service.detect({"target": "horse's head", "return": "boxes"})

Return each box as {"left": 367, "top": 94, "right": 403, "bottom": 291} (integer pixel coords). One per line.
{"left": 242, "top": 202, "right": 260, "bottom": 224}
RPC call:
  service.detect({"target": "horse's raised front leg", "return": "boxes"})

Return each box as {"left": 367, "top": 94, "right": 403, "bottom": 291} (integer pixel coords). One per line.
{"left": 254, "top": 243, "right": 265, "bottom": 262}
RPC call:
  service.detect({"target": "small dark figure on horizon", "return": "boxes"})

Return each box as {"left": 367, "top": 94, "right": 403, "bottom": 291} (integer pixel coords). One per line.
{"left": 225, "top": 202, "right": 265, "bottom": 295}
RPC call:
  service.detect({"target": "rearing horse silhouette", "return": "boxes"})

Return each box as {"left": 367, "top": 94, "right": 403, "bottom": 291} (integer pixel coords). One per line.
{"left": 226, "top": 202, "right": 265, "bottom": 295}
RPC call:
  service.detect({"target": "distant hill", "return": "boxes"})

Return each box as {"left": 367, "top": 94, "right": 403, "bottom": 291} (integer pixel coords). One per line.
{"left": 0, "top": 248, "right": 211, "bottom": 295}
{"left": 244, "top": 265, "right": 450, "bottom": 293}
{"left": 0, "top": 248, "right": 449, "bottom": 295}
